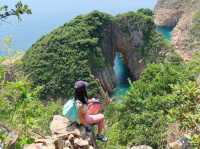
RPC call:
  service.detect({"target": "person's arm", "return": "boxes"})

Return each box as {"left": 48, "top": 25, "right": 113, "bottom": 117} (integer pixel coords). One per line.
{"left": 77, "top": 101, "right": 87, "bottom": 115}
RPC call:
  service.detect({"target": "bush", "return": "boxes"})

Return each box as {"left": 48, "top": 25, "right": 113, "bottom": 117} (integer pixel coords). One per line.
{"left": 22, "top": 11, "right": 113, "bottom": 99}
{"left": 0, "top": 79, "right": 61, "bottom": 148}
{"left": 106, "top": 57, "right": 200, "bottom": 148}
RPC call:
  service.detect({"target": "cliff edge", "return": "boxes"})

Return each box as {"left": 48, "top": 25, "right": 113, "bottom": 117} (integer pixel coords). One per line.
{"left": 154, "top": 0, "right": 200, "bottom": 60}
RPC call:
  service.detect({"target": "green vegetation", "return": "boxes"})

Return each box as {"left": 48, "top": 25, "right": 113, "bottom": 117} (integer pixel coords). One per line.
{"left": 115, "top": 10, "right": 154, "bottom": 36}
{"left": 0, "top": 1, "right": 31, "bottom": 21}
{"left": 2, "top": 7, "right": 200, "bottom": 148}
{"left": 22, "top": 10, "right": 163, "bottom": 99}
{"left": 0, "top": 61, "right": 61, "bottom": 148}
{"left": 137, "top": 8, "right": 154, "bottom": 16}
{"left": 187, "top": 10, "right": 200, "bottom": 51}
{"left": 105, "top": 52, "right": 200, "bottom": 148}
{"left": 115, "top": 9, "right": 168, "bottom": 64}
{"left": 22, "top": 11, "right": 113, "bottom": 99}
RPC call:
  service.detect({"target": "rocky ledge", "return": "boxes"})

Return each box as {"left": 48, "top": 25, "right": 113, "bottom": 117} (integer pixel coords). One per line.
{"left": 24, "top": 115, "right": 96, "bottom": 149}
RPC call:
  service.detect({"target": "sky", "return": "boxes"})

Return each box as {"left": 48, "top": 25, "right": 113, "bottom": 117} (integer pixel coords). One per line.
{"left": 0, "top": 0, "right": 157, "bottom": 51}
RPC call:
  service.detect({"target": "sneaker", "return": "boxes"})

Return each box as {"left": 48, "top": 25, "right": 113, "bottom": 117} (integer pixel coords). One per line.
{"left": 96, "top": 134, "right": 108, "bottom": 142}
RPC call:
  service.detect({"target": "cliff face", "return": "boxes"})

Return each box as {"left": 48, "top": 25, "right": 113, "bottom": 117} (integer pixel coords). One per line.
{"left": 112, "top": 23, "right": 144, "bottom": 80}
{"left": 93, "top": 19, "right": 145, "bottom": 91}
{"left": 154, "top": 0, "right": 200, "bottom": 54}
{"left": 154, "top": 0, "right": 185, "bottom": 27}
{"left": 97, "top": 18, "right": 148, "bottom": 91}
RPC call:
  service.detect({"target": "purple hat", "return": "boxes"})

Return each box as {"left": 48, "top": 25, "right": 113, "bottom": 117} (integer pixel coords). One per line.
{"left": 74, "top": 80, "right": 88, "bottom": 89}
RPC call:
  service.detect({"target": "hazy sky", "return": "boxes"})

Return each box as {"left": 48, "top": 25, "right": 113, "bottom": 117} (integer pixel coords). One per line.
{"left": 0, "top": 0, "right": 157, "bottom": 51}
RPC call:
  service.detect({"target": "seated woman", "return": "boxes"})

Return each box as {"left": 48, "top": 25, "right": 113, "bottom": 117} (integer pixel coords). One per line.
{"left": 74, "top": 80, "right": 108, "bottom": 142}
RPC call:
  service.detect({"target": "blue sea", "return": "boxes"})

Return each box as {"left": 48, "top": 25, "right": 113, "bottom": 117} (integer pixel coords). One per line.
{"left": 0, "top": 0, "right": 157, "bottom": 51}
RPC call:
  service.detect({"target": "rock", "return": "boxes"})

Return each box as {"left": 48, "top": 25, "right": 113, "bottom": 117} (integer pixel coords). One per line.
{"left": 74, "top": 138, "right": 89, "bottom": 147}
{"left": 168, "top": 142, "right": 182, "bottom": 149}
{"left": 35, "top": 139, "right": 48, "bottom": 145}
{"left": 68, "top": 134, "right": 74, "bottom": 141}
{"left": 154, "top": 0, "right": 184, "bottom": 27}
{"left": 154, "top": 0, "right": 200, "bottom": 58}
{"left": 23, "top": 144, "right": 42, "bottom": 149}
{"left": 50, "top": 115, "right": 69, "bottom": 135}
{"left": 24, "top": 115, "right": 96, "bottom": 149}
{"left": 54, "top": 138, "right": 64, "bottom": 149}
{"left": 89, "top": 146, "right": 94, "bottom": 149}
{"left": 129, "top": 145, "right": 153, "bottom": 149}
{"left": 168, "top": 137, "right": 189, "bottom": 149}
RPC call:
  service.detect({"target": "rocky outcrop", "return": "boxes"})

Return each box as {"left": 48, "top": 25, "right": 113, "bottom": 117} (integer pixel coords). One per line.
{"left": 24, "top": 115, "right": 96, "bottom": 149}
{"left": 154, "top": 0, "right": 200, "bottom": 57}
{"left": 97, "top": 20, "right": 146, "bottom": 90}
{"left": 95, "top": 66, "right": 116, "bottom": 93}
{"left": 112, "top": 23, "right": 144, "bottom": 80}
{"left": 0, "top": 123, "right": 18, "bottom": 149}
{"left": 95, "top": 23, "right": 117, "bottom": 93}
{"left": 154, "top": 0, "right": 185, "bottom": 27}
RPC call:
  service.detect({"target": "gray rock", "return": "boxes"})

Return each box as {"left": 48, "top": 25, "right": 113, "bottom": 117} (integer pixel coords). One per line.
{"left": 128, "top": 145, "right": 153, "bottom": 149}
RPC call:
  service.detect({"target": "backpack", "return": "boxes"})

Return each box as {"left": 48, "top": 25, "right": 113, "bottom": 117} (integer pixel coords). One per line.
{"left": 63, "top": 98, "right": 79, "bottom": 123}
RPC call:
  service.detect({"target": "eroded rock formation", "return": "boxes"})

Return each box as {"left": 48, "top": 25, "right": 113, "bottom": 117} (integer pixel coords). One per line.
{"left": 154, "top": 0, "right": 200, "bottom": 57}
{"left": 97, "top": 21, "right": 146, "bottom": 91}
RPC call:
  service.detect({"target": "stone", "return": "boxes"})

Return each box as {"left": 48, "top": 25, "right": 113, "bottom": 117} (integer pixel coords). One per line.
{"left": 50, "top": 115, "right": 69, "bottom": 135}
{"left": 74, "top": 138, "right": 89, "bottom": 147}
{"left": 24, "top": 115, "right": 96, "bottom": 149}
{"left": 168, "top": 137, "right": 189, "bottom": 149}
{"left": 68, "top": 134, "right": 74, "bottom": 141}
{"left": 129, "top": 145, "right": 153, "bottom": 149}
{"left": 23, "top": 144, "right": 42, "bottom": 149}
{"left": 154, "top": 0, "right": 200, "bottom": 56}
{"left": 168, "top": 142, "right": 182, "bottom": 149}
{"left": 54, "top": 138, "right": 64, "bottom": 149}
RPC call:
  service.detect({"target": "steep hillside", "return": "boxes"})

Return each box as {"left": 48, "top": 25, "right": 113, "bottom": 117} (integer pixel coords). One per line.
{"left": 22, "top": 10, "right": 168, "bottom": 99}
{"left": 154, "top": 0, "right": 200, "bottom": 55}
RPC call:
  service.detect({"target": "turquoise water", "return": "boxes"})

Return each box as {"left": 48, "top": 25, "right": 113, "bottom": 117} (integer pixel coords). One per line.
{"left": 112, "top": 27, "right": 173, "bottom": 99}
{"left": 156, "top": 26, "right": 172, "bottom": 41}
{"left": 111, "top": 53, "right": 130, "bottom": 100}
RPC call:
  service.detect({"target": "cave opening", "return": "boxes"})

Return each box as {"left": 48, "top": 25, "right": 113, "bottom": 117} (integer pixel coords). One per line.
{"left": 111, "top": 52, "right": 131, "bottom": 99}
{"left": 156, "top": 26, "right": 173, "bottom": 41}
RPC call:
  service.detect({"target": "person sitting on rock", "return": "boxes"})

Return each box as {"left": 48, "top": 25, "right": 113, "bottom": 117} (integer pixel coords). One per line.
{"left": 74, "top": 80, "right": 108, "bottom": 142}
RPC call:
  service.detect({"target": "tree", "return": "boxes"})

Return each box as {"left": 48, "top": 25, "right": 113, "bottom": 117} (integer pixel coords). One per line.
{"left": 137, "top": 8, "right": 153, "bottom": 16}
{"left": 0, "top": 1, "right": 31, "bottom": 22}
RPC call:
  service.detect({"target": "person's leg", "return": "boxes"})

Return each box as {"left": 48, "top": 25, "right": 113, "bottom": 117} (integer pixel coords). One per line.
{"left": 85, "top": 113, "right": 104, "bottom": 134}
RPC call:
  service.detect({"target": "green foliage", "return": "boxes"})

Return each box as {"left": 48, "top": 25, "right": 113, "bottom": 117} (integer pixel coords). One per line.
{"left": 137, "top": 8, "right": 154, "bottom": 16}
{"left": 137, "top": 31, "right": 170, "bottom": 64}
{"left": 115, "top": 11, "right": 169, "bottom": 64}
{"left": 106, "top": 54, "right": 200, "bottom": 148}
{"left": 187, "top": 10, "right": 200, "bottom": 51}
{"left": 0, "top": 79, "right": 61, "bottom": 148}
{"left": 22, "top": 10, "right": 162, "bottom": 99}
{"left": 22, "top": 11, "right": 113, "bottom": 98}
{"left": 115, "top": 11, "right": 155, "bottom": 35}
{"left": 0, "top": 1, "right": 31, "bottom": 21}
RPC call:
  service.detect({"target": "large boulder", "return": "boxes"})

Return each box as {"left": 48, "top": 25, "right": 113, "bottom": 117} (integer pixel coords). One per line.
{"left": 24, "top": 115, "right": 96, "bottom": 149}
